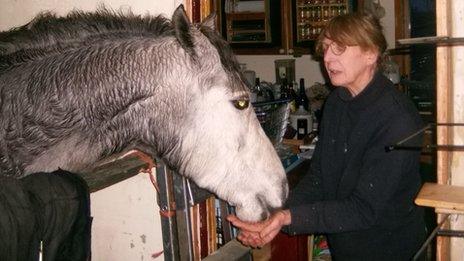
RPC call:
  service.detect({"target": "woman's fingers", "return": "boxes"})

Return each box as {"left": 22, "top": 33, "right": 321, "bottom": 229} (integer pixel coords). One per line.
{"left": 259, "top": 212, "right": 286, "bottom": 242}
{"left": 237, "top": 230, "right": 264, "bottom": 247}
{"left": 260, "top": 227, "right": 280, "bottom": 245}
{"left": 228, "top": 213, "right": 287, "bottom": 247}
{"left": 226, "top": 214, "right": 265, "bottom": 232}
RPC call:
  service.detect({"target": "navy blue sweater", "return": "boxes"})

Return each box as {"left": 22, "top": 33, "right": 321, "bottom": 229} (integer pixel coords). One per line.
{"left": 284, "top": 73, "right": 426, "bottom": 260}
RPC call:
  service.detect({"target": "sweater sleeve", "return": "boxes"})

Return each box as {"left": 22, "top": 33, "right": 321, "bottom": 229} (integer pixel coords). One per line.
{"left": 284, "top": 111, "right": 422, "bottom": 235}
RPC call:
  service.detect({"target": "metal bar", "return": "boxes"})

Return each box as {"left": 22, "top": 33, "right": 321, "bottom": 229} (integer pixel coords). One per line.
{"left": 435, "top": 122, "right": 464, "bottom": 126}
{"left": 219, "top": 201, "right": 233, "bottom": 243}
{"left": 437, "top": 229, "right": 464, "bottom": 237}
{"left": 186, "top": 178, "right": 213, "bottom": 205}
{"left": 413, "top": 214, "right": 450, "bottom": 261}
{"left": 394, "top": 124, "right": 432, "bottom": 146}
{"left": 386, "top": 123, "right": 464, "bottom": 151}
{"left": 156, "top": 162, "right": 180, "bottom": 261}
{"left": 397, "top": 36, "right": 464, "bottom": 46}
{"left": 172, "top": 173, "right": 194, "bottom": 261}
{"left": 386, "top": 144, "right": 464, "bottom": 151}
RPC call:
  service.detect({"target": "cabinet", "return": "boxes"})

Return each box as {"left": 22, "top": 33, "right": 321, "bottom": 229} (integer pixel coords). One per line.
{"left": 225, "top": 1, "right": 271, "bottom": 43}
{"left": 216, "top": 0, "right": 283, "bottom": 54}
{"left": 294, "top": 0, "right": 349, "bottom": 42}
{"left": 208, "top": 0, "right": 359, "bottom": 55}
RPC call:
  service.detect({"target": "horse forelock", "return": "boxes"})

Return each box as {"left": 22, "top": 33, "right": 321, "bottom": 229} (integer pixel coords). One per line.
{"left": 0, "top": 8, "right": 175, "bottom": 72}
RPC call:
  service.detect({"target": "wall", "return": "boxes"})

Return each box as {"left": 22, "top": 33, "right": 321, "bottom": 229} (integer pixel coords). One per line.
{"left": 0, "top": 1, "right": 182, "bottom": 260}
{"left": 236, "top": 0, "right": 396, "bottom": 87}
{"left": 91, "top": 172, "right": 163, "bottom": 261}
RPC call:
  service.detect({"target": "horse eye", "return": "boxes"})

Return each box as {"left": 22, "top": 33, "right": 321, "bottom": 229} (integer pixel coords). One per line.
{"left": 232, "top": 99, "right": 249, "bottom": 110}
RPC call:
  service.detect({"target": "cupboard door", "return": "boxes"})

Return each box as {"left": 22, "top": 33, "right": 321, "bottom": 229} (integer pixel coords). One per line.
{"left": 218, "top": 0, "right": 284, "bottom": 54}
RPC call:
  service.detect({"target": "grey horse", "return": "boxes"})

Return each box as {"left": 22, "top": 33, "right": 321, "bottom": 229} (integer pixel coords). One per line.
{"left": 0, "top": 5, "right": 288, "bottom": 222}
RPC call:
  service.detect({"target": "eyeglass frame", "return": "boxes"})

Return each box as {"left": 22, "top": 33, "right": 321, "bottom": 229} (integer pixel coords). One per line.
{"left": 321, "top": 41, "right": 348, "bottom": 56}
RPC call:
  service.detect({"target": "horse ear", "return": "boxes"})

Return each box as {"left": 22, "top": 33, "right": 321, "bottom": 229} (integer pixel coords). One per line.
{"left": 172, "top": 5, "right": 195, "bottom": 56}
{"left": 201, "top": 13, "right": 217, "bottom": 31}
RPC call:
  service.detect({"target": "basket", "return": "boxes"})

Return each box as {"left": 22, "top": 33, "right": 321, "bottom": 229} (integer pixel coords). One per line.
{"left": 253, "top": 99, "right": 291, "bottom": 144}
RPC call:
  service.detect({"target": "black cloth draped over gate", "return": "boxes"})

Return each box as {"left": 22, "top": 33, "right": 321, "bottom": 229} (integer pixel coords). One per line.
{"left": 0, "top": 169, "right": 91, "bottom": 261}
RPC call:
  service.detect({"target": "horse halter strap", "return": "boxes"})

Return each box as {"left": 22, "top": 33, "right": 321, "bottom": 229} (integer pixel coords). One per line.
{"left": 132, "top": 151, "right": 176, "bottom": 218}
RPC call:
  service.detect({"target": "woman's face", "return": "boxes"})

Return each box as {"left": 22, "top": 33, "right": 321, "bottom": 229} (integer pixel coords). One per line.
{"left": 322, "top": 38, "right": 377, "bottom": 96}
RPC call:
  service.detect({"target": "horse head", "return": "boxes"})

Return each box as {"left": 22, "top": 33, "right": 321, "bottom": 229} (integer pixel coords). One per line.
{"left": 0, "top": 5, "right": 288, "bottom": 222}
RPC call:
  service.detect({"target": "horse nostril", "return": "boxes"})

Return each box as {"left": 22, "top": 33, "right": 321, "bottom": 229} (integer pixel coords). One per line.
{"left": 256, "top": 194, "right": 271, "bottom": 220}
{"left": 260, "top": 209, "right": 269, "bottom": 220}
{"left": 256, "top": 193, "right": 268, "bottom": 208}
{"left": 257, "top": 193, "right": 282, "bottom": 219}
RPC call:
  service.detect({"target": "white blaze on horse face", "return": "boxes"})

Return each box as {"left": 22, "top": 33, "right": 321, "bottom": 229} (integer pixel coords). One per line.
{"left": 180, "top": 84, "right": 288, "bottom": 222}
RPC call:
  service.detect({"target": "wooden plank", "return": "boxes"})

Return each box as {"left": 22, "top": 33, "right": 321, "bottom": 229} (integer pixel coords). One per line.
{"left": 415, "top": 183, "right": 464, "bottom": 212}
{"left": 190, "top": 203, "right": 201, "bottom": 260}
{"left": 207, "top": 197, "right": 218, "bottom": 254}
{"left": 79, "top": 150, "right": 152, "bottom": 193}
{"left": 282, "top": 0, "right": 291, "bottom": 54}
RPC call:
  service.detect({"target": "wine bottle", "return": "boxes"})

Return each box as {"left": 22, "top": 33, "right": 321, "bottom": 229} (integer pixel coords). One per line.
{"left": 288, "top": 81, "right": 298, "bottom": 112}
{"left": 297, "top": 78, "right": 310, "bottom": 111}
{"left": 288, "top": 81, "right": 298, "bottom": 101}
{"left": 255, "top": 78, "right": 265, "bottom": 102}
{"left": 280, "top": 78, "right": 288, "bottom": 99}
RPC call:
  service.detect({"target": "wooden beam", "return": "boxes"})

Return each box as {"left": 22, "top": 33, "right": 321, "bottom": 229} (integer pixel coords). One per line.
{"left": 79, "top": 150, "right": 152, "bottom": 193}
{"left": 436, "top": 0, "right": 452, "bottom": 260}
{"left": 394, "top": 0, "right": 411, "bottom": 77}
{"left": 281, "top": 0, "right": 291, "bottom": 54}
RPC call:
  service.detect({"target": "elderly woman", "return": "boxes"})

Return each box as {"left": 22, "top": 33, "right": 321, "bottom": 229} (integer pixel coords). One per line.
{"left": 228, "top": 13, "right": 426, "bottom": 260}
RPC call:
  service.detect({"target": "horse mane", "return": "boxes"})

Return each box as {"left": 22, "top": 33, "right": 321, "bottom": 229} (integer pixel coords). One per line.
{"left": 0, "top": 8, "right": 175, "bottom": 71}
{"left": 199, "top": 24, "right": 242, "bottom": 76}
{"left": 0, "top": 7, "right": 245, "bottom": 89}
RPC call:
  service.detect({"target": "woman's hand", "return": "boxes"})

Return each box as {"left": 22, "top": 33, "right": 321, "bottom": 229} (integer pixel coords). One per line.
{"left": 259, "top": 210, "right": 291, "bottom": 244}
{"left": 226, "top": 215, "right": 266, "bottom": 247}
{"left": 227, "top": 209, "right": 292, "bottom": 248}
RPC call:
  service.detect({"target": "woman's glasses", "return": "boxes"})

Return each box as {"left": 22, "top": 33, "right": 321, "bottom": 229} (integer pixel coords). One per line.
{"left": 322, "top": 41, "right": 347, "bottom": 56}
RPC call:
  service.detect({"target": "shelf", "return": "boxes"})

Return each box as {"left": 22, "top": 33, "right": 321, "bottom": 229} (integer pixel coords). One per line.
{"left": 415, "top": 182, "right": 464, "bottom": 213}
{"left": 397, "top": 36, "right": 464, "bottom": 46}
{"left": 226, "top": 12, "right": 266, "bottom": 20}
{"left": 231, "top": 29, "right": 266, "bottom": 34}
{"left": 298, "top": 3, "right": 346, "bottom": 8}
{"left": 294, "top": 1, "right": 348, "bottom": 47}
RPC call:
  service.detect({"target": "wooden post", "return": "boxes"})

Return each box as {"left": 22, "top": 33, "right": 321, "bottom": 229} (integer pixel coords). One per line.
{"left": 436, "top": 0, "right": 452, "bottom": 260}
{"left": 394, "top": 0, "right": 411, "bottom": 79}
